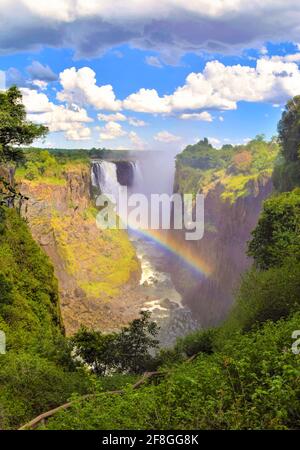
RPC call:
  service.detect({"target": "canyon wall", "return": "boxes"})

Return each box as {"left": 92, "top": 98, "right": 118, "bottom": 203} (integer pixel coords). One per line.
{"left": 19, "top": 162, "right": 142, "bottom": 335}
{"left": 171, "top": 172, "right": 273, "bottom": 327}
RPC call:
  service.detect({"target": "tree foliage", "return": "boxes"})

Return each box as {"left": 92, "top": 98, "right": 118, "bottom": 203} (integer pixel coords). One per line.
{"left": 274, "top": 96, "right": 300, "bottom": 191}
{"left": 248, "top": 189, "right": 300, "bottom": 270}
{"left": 0, "top": 86, "right": 48, "bottom": 164}
{"left": 72, "top": 311, "right": 159, "bottom": 375}
{"left": 278, "top": 95, "right": 300, "bottom": 162}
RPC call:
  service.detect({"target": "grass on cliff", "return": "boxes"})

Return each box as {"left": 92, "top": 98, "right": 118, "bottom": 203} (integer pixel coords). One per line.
{"left": 15, "top": 149, "right": 88, "bottom": 185}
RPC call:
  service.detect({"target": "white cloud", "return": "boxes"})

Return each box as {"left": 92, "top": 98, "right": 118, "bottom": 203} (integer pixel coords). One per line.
{"left": 145, "top": 56, "right": 163, "bottom": 68}
{"left": 32, "top": 79, "right": 48, "bottom": 90}
{"left": 21, "top": 88, "right": 53, "bottom": 113}
{"left": 128, "top": 117, "right": 146, "bottom": 127}
{"left": 57, "top": 67, "right": 121, "bottom": 111}
{"left": 219, "top": 116, "right": 224, "bottom": 122}
{"left": 154, "top": 130, "right": 181, "bottom": 143}
{"left": 124, "top": 57, "right": 300, "bottom": 114}
{"left": 97, "top": 112, "right": 126, "bottom": 122}
{"left": 27, "top": 104, "right": 92, "bottom": 132}
{"left": 98, "top": 121, "right": 127, "bottom": 140}
{"left": 179, "top": 111, "right": 213, "bottom": 121}
{"left": 123, "top": 88, "right": 171, "bottom": 113}
{"left": 269, "top": 53, "right": 300, "bottom": 63}
{"left": 97, "top": 112, "right": 146, "bottom": 127}
{"left": 65, "top": 126, "right": 91, "bottom": 141}
{"left": 22, "top": 87, "right": 93, "bottom": 142}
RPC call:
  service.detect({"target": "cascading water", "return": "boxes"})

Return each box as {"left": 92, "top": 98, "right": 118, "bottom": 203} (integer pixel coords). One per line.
{"left": 92, "top": 160, "right": 120, "bottom": 199}
{"left": 91, "top": 155, "right": 200, "bottom": 347}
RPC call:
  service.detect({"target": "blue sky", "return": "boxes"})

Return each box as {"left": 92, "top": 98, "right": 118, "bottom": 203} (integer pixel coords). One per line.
{"left": 1, "top": 1, "right": 300, "bottom": 151}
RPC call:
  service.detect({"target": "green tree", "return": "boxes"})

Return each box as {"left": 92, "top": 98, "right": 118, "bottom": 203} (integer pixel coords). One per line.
{"left": 0, "top": 86, "right": 48, "bottom": 165}
{"left": 247, "top": 189, "right": 300, "bottom": 270}
{"left": 115, "top": 310, "right": 159, "bottom": 373}
{"left": 278, "top": 95, "right": 300, "bottom": 162}
{"left": 72, "top": 311, "right": 159, "bottom": 375}
{"left": 0, "top": 86, "right": 48, "bottom": 207}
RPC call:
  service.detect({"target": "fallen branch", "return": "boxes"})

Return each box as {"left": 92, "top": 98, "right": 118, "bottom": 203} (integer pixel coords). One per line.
{"left": 19, "top": 371, "right": 163, "bottom": 430}
{"left": 19, "top": 354, "right": 200, "bottom": 430}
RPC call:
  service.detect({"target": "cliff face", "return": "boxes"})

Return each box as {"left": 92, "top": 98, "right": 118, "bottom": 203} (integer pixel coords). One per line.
{"left": 19, "top": 163, "right": 142, "bottom": 335}
{"left": 115, "top": 161, "right": 134, "bottom": 186}
{"left": 171, "top": 174, "right": 273, "bottom": 327}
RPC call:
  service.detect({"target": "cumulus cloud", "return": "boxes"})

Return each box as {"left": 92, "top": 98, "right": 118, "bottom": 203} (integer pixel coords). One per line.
{"left": 97, "top": 112, "right": 126, "bottom": 122}
{"left": 26, "top": 60, "right": 57, "bottom": 81}
{"left": 21, "top": 87, "right": 53, "bottom": 113}
{"left": 1, "top": 1, "right": 300, "bottom": 60}
{"left": 32, "top": 79, "right": 48, "bottom": 90}
{"left": 154, "top": 131, "right": 181, "bottom": 143}
{"left": 128, "top": 117, "right": 146, "bottom": 127}
{"left": 123, "top": 88, "right": 170, "bottom": 113}
{"left": 123, "top": 57, "right": 300, "bottom": 114}
{"left": 98, "top": 121, "right": 127, "bottom": 140}
{"left": 57, "top": 67, "right": 121, "bottom": 111}
{"left": 27, "top": 105, "right": 92, "bottom": 132}
{"left": 65, "top": 126, "right": 91, "bottom": 141}
{"left": 97, "top": 112, "right": 146, "bottom": 127}
{"left": 22, "top": 87, "right": 93, "bottom": 143}
{"left": 180, "top": 112, "right": 213, "bottom": 121}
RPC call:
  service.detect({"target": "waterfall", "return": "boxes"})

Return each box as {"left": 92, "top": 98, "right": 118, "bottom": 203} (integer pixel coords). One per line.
{"left": 91, "top": 161, "right": 121, "bottom": 199}
{"left": 91, "top": 155, "right": 200, "bottom": 347}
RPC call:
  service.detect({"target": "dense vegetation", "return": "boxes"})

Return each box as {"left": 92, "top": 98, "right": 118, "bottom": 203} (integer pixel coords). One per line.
{"left": 0, "top": 207, "right": 92, "bottom": 429}
{"left": 43, "top": 314, "right": 300, "bottom": 430}
{"left": 175, "top": 135, "right": 278, "bottom": 202}
{"left": 273, "top": 96, "right": 300, "bottom": 191}
{"left": 72, "top": 311, "right": 159, "bottom": 376}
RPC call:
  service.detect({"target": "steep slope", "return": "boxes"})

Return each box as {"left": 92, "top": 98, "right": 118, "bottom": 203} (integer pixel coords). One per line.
{"left": 16, "top": 154, "right": 141, "bottom": 335}
{"left": 0, "top": 206, "right": 90, "bottom": 429}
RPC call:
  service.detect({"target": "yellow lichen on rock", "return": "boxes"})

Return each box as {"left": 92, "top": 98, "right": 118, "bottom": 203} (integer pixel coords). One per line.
{"left": 18, "top": 161, "right": 141, "bottom": 335}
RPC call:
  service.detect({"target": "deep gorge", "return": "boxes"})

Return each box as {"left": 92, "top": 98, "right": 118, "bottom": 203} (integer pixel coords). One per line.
{"left": 19, "top": 145, "right": 274, "bottom": 345}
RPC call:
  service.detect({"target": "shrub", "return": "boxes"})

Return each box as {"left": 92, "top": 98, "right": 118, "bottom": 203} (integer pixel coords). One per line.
{"left": 228, "top": 260, "right": 300, "bottom": 332}
{"left": 0, "top": 352, "right": 91, "bottom": 429}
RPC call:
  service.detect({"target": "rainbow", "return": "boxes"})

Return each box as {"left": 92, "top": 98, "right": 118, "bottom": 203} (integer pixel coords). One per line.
{"left": 129, "top": 227, "right": 212, "bottom": 278}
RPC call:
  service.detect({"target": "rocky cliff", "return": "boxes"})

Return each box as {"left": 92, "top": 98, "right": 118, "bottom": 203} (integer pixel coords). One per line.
{"left": 170, "top": 173, "right": 273, "bottom": 327}
{"left": 18, "top": 162, "right": 143, "bottom": 335}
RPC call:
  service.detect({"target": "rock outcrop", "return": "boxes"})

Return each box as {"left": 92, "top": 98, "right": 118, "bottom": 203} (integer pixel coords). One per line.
{"left": 170, "top": 174, "right": 273, "bottom": 327}
{"left": 19, "top": 163, "right": 142, "bottom": 335}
